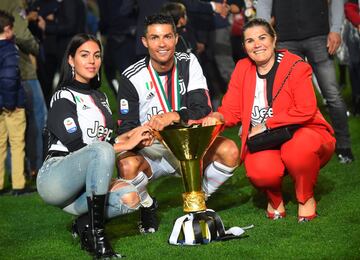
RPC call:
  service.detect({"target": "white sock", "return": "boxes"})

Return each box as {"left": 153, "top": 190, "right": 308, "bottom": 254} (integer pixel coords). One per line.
{"left": 129, "top": 171, "right": 153, "bottom": 207}
{"left": 202, "top": 161, "right": 236, "bottom": 198}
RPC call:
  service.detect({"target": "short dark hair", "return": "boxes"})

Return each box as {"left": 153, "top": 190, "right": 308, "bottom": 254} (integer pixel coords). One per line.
{"left": 57, "top": 33, "right": 102, "bottom": 90}
{"left": 160, "top": 2, "right": 186, "bottom": 26}
{"left": 0, "top": 10, "right": 14, "bottom": 33}
{"left": 242, "top": 18, "right": 276, "bottom": 43}
{"left": 143, "top": 13, "right": 176, "bottom": 36}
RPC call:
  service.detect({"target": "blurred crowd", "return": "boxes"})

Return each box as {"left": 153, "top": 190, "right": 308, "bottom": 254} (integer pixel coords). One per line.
{"left": 0, "top": 0, "right": 358, "bottom": 195}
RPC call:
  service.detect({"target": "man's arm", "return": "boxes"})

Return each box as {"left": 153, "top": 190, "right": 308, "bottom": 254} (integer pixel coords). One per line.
{"left": 327, "top": 0, "right": 344, "bottom": 55}
{"left": 181, "top": 0, "right": 229, "bottom": 16}
{"left": 256, "top": 0, "right": 273, "bottom": 21}
{"left": 10, "top": 3, "right": 39, "bottom": 56}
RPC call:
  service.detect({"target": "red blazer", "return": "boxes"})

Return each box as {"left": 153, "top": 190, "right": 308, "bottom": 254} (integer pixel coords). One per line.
{"left": 218, "top": 50, "right": 334, "bottom": 161}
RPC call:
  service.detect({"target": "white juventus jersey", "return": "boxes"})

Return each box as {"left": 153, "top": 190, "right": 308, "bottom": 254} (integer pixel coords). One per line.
{"left": 47, "top": 83, "right": 114, "bottom": 153}
{"left": 251, "top": 52, "right": 284, "bottom": 126}
{"left": 117, "top": 52, "right": 211, "bottom": 134}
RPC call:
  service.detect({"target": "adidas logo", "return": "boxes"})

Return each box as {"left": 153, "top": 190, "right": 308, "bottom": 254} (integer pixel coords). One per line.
{"left": 82, "top": 104, "right": 91, "bottom": 110}
{"left": 146, "top": 92, "right": 155, "bottom": 100}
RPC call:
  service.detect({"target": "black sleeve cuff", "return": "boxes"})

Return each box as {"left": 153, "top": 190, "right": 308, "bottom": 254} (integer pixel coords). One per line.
{"left": 67, "top": 139, "right": 86, "bottom": 152}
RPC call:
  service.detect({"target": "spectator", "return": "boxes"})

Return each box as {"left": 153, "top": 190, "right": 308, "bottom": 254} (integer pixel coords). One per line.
{"left": 36, "top": 0, "right": 86, "bottom": 106}
{"left": 26, "top": 0, "right": 60, "bottom": 107}
{"left": 135, "top": 0, "right": 230, "bottom": 58}
{"left": 257, "top": 0, "right": 355, "bottom": 163}
{"left": 344, "top": 0, "right": 360, "bottom": 115}
{"left": 160, "top": 2, "right": 198, "bottom": 54}
{"left": 0, "top": 10, "right": 30, "bottom": 196}
{"left": 1, "top": 0, "right": 48, "bottom": 178}
{"left": 97, "top": 0, "right": 137, "bottom": 95}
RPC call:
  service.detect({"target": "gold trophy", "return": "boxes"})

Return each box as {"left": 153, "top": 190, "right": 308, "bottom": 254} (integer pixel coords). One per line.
{"left": 155, "top": 123, "right": 245, "bottom": 245}
{"left": 156, "top": 123, "right": 223, "bottom": 213}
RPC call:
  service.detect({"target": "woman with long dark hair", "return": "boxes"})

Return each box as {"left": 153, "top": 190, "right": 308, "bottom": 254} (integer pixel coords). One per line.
{"left": 37, "top": 33, "right": 153, "bottom": 258}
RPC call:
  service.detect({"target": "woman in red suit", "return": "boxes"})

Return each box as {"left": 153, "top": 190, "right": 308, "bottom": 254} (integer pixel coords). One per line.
{"left": 203, "top": 19, "right": 336, "bottom": 222}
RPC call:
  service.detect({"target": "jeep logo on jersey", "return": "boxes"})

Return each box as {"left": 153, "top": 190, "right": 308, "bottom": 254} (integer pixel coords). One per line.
{"left": 120, "top": 99, "right": 129, "bottom": 114}
{"left": 64, "top": 117, "right": 77, "bottom": 133}
{"left": 87, "top": 121, "right": 113, "bottom": 141}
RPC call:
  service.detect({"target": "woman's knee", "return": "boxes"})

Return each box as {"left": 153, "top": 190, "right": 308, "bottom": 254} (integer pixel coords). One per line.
{"left": 245, "top": 158, "right": 284, "bottom": 188}
{"left": 109, "top": 180, "right": 140, "bottom": 209}
{"left": 120, "top": 191, "right": 140, "bottom": 209}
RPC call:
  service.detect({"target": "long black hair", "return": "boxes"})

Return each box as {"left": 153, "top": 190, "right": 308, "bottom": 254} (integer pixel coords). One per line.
{"left": 56, "top": 33, "right": 102, "bottom": 90}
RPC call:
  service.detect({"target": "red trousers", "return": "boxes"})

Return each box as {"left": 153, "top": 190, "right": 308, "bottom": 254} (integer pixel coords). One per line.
{"left": 244, "top": 127, "right": 335, "bottom": 209}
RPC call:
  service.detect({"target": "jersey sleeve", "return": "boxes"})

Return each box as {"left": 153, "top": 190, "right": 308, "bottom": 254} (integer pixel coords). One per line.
{"left": 177, "top": 89, "right": 212, "bottom": 122}
{"left": 47, "top": 90, "right": 86, "bottom": 152}
{"left": 177, "top": 53, "right": 212, "bottom": 122}
{"left": 117, "top": 75, "right": 141, "bottom": 134}
{"left": 187, "top": 53, "right": 209, "bottom": 92}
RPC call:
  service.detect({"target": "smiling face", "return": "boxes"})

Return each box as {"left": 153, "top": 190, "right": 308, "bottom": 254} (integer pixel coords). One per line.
{"left": 142, "top": 23, "right": 178, "bottom": 73}
{"left": 68, "top": 40, "right": 101, "bottom": 83}
{"left": 243, "top": 25, "right": 276, "bottom": 69}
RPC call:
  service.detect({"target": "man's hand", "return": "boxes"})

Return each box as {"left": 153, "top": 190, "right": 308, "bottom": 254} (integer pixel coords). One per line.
{"left": 27, "top": 11, "right": 38, "bottom": 22}
{"left": 113, "top": 125, "right": 154, "bottom": 152}
{"left": 327, "top": 32, "right": 341, "bottom": 55}
{"left": 147, "top": 112, "right": 180, "bottom": 131}
{"left": 37, "top": 16, "right": 46, "bottom": 31}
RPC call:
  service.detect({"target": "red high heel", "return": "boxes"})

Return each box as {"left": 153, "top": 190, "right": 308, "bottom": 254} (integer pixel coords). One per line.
{"left": 298, "top": 213, "right": 317, "bottom": 223}
{"left": 266, "top": 210, "right": 286, "bottom": 220}
{"left": 298, "top": 201, "right": 317, "bottom": 223}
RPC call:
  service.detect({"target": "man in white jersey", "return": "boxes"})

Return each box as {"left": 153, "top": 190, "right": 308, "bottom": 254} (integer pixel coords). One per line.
{"left": 116, "top": 14, "right": 240, "bottom": 233}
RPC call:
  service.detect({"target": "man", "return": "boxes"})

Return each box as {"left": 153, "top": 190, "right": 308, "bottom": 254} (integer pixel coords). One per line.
{"left": 257, "top": 0, "right": 355, "bottom": 163}
{"left": 117, "top": 14, "right": 239, "bottom": 233}
{"left": 97, "top": 0, "right": 137, "bottom": 95}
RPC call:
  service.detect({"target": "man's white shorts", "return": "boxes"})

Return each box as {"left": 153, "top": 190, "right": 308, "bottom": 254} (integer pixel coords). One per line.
{"left": 139, "top": 140, "right": 181, "bottom": 179}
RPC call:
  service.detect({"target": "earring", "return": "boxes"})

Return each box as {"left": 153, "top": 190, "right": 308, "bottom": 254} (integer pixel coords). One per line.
{"left": 97, "top": 73, "right": 100, "bottom": 81}
{"left": 71, "top": 66, "right": 75, "bottom": 78}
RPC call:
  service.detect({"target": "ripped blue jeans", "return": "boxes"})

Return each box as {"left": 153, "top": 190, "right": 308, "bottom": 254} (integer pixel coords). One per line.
{"left": 37, "top": 141, "right": 138, "bottom": 218}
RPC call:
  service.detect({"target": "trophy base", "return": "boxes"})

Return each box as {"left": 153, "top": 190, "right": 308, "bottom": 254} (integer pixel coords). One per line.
{"left": 169, "top": 209, "right": 249, "bottom": 246}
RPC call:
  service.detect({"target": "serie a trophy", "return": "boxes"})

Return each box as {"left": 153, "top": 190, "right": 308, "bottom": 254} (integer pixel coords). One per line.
{"left": 155, "top": 124, "right": 248, "bottom": 246}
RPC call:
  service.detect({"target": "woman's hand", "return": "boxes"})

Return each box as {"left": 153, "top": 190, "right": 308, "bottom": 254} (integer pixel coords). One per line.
{"left": 202, "top": 112, "right": 224, "bottom": 126}
{"left": 113, "top": 126, "right": 154, "bottom": 153}
{"left": 248, "top": 123, "right": 267, "bottom": 138}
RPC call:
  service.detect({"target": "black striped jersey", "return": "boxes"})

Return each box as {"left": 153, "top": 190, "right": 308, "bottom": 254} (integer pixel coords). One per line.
{"left": 117, "top": 52, "right": 212, "bottom": 134}
{"left": 47, "top": 81, "right": 114, "bottom": 153}
{"left": 251, "top": 51, "right": 284, "bottom": 126}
